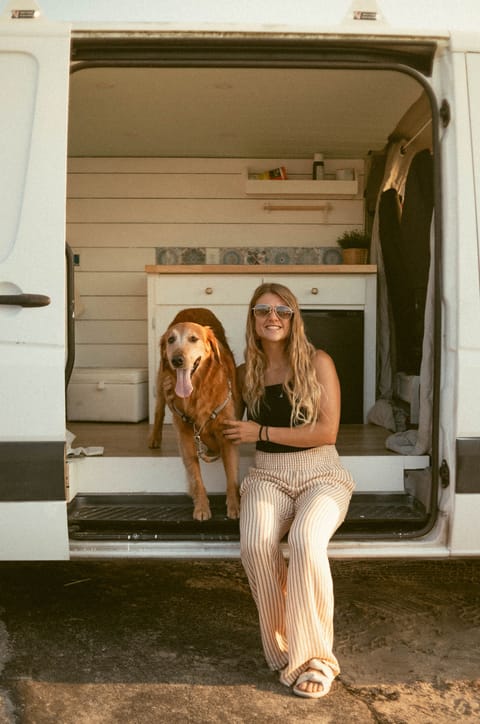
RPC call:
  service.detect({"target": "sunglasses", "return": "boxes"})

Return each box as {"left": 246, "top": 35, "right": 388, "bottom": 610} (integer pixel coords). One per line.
{"left": 252, "top": 304, "right": 294, "bottom": 320}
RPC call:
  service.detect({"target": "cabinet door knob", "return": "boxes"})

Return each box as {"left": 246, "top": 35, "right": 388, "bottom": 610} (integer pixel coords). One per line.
{"left": 311, "top": 287, "right": 319, "bottom": 295}
{"left": 205, "top": 286, "right": 213, "bottom": 295}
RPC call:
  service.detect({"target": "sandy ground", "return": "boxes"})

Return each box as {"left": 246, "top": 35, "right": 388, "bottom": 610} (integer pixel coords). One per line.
{"left": 0, "top": 558, "right": 479, "bottom": 723}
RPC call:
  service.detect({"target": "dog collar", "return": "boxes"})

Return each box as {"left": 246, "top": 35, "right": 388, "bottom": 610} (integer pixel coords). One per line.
{"left": 172, "top": 380, "right": 233, "bottom": 461}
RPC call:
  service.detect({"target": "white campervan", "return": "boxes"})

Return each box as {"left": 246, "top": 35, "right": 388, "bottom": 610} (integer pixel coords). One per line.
{"left": 1, "top": 0, "right": 479, "bottom": 560}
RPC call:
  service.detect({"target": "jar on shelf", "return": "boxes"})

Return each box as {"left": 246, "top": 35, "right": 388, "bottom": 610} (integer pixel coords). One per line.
{"left": 312, "top": 153, "right": 325, "bottom": 180}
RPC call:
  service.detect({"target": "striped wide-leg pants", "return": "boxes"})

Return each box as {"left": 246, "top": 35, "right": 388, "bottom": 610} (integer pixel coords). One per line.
{"left": 239, "top": 445, "right": 355, "bottom": 687}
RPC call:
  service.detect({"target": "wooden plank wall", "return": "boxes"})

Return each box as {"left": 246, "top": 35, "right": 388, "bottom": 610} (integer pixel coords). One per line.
{"left": 67, "top": 157, "right": 365, "bottom": 369}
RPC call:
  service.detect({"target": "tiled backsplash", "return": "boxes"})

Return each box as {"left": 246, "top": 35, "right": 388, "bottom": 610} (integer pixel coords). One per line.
{"left": 155, "top": 246, "right": 343, "bottom": 265}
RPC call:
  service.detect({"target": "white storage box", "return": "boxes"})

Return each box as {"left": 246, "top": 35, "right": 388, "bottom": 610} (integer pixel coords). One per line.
{"left": 67, "top": 367, "right": 148, "bottom": 422}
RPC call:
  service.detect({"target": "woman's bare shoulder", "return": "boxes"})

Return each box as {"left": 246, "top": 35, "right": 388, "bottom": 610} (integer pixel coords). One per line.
{"left": 312, "top": 348, "right": 335, "bottom": 367}
{"left": 312, "top": 348, "right": 338, "bottom": 383}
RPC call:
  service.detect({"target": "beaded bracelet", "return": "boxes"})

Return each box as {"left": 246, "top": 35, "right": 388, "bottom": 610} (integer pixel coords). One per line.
{"left": 265, "top": 426, "right": 270, "bottom": 442}
{"left": 258, "top": 425, "right": 264, "bottom": 441}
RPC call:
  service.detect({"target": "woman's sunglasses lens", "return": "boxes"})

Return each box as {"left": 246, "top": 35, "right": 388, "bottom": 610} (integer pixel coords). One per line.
{"left": 253, "top": 305, "right": 270, "bottom": 317}
{"left": 252, "top": 305, "right": 293, "bottom": 319}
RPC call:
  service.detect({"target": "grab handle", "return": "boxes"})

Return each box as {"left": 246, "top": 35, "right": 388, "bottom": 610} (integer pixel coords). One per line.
{"left": 0, "top": 293, "right": 51, "bottom": 308}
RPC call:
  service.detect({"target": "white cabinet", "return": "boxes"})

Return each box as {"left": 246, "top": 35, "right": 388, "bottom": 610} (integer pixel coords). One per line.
{"left": 147, "top": 269, "right": 376, "bottom": 423}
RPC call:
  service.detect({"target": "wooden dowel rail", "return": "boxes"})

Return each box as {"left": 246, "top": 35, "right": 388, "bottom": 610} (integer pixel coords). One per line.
{"left": 263, "top": 202, "right": 333, "bottom": 212}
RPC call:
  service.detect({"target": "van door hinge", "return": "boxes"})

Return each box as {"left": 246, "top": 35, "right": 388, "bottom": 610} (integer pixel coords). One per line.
{"left": 439, "top": 459, "right": 450, "bottom": 488}
{"left": 440, "top": 99, "right": 451, "bottom": 128}
{"left": 11, "top": 10, "right": 39, "bottom": 18}
{"left": 346, "top": 0, "right": 381, "bottom": 21}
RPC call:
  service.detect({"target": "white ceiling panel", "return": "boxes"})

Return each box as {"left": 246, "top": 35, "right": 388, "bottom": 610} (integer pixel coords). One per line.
{"left": 68, "top": 66, "right": 424, "bottom": 158}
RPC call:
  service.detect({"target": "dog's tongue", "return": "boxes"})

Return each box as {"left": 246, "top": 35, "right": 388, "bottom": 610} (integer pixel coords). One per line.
{"left": 175, "top": 368, "right": 193, "bottom": 398}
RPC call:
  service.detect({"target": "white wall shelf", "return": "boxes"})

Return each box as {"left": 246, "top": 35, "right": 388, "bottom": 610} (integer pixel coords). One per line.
{"left": 245, "top": 172, "right": 358, "bottom": 198}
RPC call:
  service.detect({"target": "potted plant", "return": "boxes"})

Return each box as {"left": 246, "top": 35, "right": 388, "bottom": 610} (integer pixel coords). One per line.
{"left": 337, "top": 229, "right": 371, "bottom": 265}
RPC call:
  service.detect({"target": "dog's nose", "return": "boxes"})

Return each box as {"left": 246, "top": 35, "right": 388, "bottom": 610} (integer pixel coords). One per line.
{"left": 171, "top": 355, "right": 184, "bottom": 368}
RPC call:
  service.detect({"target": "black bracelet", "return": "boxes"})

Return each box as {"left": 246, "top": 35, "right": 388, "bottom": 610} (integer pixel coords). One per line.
{"left": 265, "top": 426, "right": 270, "bottom": 442}
{"left": 258, "top": 425, "right": 264, "bottom": 441}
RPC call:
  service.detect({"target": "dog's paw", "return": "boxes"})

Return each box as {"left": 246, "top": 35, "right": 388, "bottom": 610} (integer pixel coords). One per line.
{"left": 148, "top": 431, "right": 162, "bottom": 449}
{"left": 193, "top": 504, "right": 212, "bottom": 521}
{"left": 226, "top": 493, "right": 240, "bottom": 519}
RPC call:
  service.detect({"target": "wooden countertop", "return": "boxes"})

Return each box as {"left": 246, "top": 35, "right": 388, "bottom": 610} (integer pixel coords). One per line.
{"left": 145, "top": 264, "right": 377, "bottom": 274}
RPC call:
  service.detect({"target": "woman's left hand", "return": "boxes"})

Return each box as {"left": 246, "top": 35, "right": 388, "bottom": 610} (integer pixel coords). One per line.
{"left": 223, "top": 419, "right": 260, "bottom": 445}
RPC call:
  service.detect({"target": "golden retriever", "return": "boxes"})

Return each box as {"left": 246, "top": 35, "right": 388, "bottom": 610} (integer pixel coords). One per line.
{"left": 148, "top": 308, "right": 241, "bottom": 521}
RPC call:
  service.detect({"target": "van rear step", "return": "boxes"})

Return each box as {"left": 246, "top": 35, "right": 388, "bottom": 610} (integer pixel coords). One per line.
{"left": 67, "top": 493, "right": 428, "bottom": 540}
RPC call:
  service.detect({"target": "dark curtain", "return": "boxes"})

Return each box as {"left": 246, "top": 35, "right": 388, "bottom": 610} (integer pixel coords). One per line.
{"left": 378, "top": 149, "right": 433, "bottom": 375}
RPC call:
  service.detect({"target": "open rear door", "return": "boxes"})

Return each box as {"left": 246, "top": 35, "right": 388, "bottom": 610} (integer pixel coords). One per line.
{"left": 0, "top": 2, "right": 71, "bottom": 559}
{"left": 449, "top": 50, "right": 480, "bottom": 554}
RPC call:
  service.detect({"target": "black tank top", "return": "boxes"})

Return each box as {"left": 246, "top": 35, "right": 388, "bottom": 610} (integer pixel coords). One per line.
{"left": 248, "top": 384, "right": 312, "bottom": 453}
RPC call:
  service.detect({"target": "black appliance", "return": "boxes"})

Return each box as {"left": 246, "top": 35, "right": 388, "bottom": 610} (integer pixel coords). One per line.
{"left": 301, "top": 309, "right": 364, "bottom": 424}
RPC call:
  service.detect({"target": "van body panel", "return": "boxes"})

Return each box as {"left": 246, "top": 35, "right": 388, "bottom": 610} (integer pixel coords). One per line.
{"left": 0, "top": 20, "right": 70, "bottom": 440}
{"left": 0, "top": 12, "right": 71, "bottom": 558}
{"left": 1, "top": 0, "right": 460, "bottom": 39}
{"left": 456, "top": 438, "right": 480, "bottom": 494}
{"left": 450, "top": 495, "right": 480, "bottom": 555}
{"left": 0, "top": 442, "right": 65, "bottom": 500}
{"left": 0, "top": 502, "right": 69, "bottom": 560}
{"left": 453, "top": 54, "right": 480, "bottom": 442}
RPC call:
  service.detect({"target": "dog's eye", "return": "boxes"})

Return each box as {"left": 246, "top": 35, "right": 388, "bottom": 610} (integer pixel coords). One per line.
{"left": 167, "top": 335, "right": 175, "bottom": 344}
{"left": 189, "top": 335, "right": 199, "bottom": 343}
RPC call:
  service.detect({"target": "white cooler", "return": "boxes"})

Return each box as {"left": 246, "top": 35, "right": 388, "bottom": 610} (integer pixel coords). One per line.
{"left": 67, "top": 367, "right": 148, "bottom": 422}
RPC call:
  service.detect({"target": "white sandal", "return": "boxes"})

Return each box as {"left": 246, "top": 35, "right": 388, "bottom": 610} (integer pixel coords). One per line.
{"left": 292, "top": 659, "right": 334, "bottom": 699}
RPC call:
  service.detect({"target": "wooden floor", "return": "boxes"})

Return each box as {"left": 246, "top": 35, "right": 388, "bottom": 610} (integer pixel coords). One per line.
{"left": 67, "top": 421, "right": 395, "bottom": 457}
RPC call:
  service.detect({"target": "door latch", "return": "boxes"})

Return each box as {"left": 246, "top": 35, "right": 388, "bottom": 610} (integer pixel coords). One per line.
{"left": 439, "top": 459, "right": 450, "bottom": 488}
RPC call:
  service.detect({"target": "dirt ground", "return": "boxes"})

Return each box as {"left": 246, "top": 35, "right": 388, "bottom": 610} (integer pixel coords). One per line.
{"left": 0, "top": 558, "right": 479, "bottom": 723}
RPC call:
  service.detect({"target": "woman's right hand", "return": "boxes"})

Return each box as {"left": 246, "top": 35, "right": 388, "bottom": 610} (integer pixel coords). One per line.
{"left": 223, "top": 419, "right": 260, "bottom": 445}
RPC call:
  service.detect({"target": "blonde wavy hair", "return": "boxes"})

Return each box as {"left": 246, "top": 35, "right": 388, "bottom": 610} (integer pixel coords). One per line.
{"left": 243, "top": 282, "right": 322, "bottom": 425}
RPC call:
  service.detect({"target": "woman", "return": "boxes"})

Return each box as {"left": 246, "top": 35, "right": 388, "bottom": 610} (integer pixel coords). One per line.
{"left": 224, "top": 282, "right": 354, "bottom": 699}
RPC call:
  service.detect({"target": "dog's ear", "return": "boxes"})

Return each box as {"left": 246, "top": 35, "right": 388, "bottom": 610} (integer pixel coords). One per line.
{"left": 159, "top": 329, "right": 170, "bottom": 368}
{"left": 205, "top": 326, "right": 223, "bottom": 364}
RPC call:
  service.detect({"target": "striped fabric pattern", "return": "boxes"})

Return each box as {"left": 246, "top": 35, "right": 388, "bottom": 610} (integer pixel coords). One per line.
{"left": 240, "top": 445, "right": 355, "bottom": 686}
